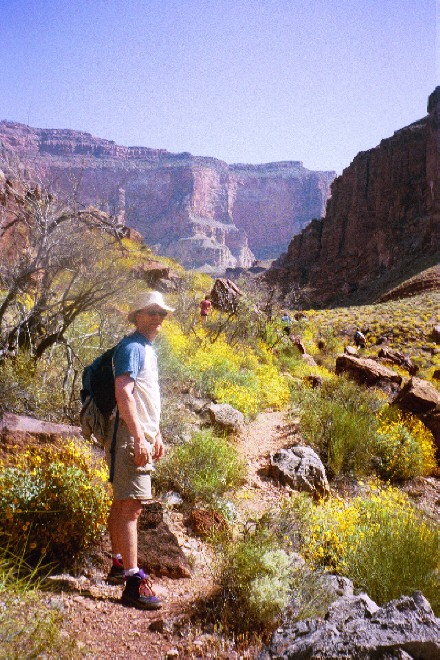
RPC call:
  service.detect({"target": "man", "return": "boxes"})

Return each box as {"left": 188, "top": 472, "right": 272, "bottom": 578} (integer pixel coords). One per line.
{"left": 105, "top": 290, "right": 174, "bottom": 610}
{"left": 354, "top": 328, "right": 366, "bottom": 348}
{"left": 199, "top": 294, "right": 212, "bottom": 323}
{"left": 281, "top": 311, "right": 292, "bottom": 336}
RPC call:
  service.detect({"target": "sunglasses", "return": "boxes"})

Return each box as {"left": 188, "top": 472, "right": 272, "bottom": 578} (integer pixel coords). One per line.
{"left": 146, "top": 309, "right": 168, "bottom": 318}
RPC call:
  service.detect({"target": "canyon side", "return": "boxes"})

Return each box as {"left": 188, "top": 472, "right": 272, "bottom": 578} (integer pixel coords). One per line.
{"left": 268, "top": 87, "right": 440, "bottom": 306}
{"left": 0, "top": 122, "right": 335, "bottom": 272}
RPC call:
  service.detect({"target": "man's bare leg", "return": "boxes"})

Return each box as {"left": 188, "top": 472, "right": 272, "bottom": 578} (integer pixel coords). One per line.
{"left": 108, "top": 498, "right": 143, "bottom": 569}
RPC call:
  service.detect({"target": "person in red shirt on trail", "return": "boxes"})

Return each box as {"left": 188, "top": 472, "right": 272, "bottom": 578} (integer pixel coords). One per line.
{"left": 200, "top": 294, "right": 212, "bottom": 323}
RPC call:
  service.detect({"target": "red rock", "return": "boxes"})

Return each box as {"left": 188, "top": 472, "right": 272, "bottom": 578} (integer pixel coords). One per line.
{"left": 138, "top": 502, "right": 191, "bottom": 578}
{"left": 268, "top": 88, "right": 440, "bottom": 305}
{"left": 0, "top": 412, "right": 82, "bottom": 457}
{"left": 210, "top": 277, "right": 242, "bottom": 312}
{"left": 189, "top": 507, "right": 228, "bottom": 538}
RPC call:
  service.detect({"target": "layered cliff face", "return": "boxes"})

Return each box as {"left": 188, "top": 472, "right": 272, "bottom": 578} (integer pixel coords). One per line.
{"left": 0, "top": 121, "right": 335, "bottom": 272}
{"left": 269, "top": 88, "right": 440, "bottom": 306}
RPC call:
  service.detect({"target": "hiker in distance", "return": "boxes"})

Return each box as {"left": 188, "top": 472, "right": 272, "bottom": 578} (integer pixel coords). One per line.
{"left": 106, "top": 290, "right": 174, "bottom": 610}
{"left": 354, "top": 328, "right": 366, "bottom": 348}
{"left": 200, "top": 293, "right": 212, "bottom": 323}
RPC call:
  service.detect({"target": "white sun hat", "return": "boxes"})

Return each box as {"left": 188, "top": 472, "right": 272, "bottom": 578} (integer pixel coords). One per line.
{"left": 127, "top": 291, "right": 175, "bottom": 323}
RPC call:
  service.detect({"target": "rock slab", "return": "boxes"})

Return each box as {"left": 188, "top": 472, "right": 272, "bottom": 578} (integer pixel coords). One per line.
{"left": 335, "top": 354, "right": 402, "bottom": 392}
{"left": 269, "top": 445, "right": 329, "bottom": 499}
{"left": 260, "top": 591, "right": 440, "bottom": 659}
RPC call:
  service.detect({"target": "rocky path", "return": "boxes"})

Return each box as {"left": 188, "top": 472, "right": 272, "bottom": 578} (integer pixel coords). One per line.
{"left": 232, "top": 410, "right": 298, "bottom": 520}
{"left": 59, "top": 410, "right": 293, "bottom": 659}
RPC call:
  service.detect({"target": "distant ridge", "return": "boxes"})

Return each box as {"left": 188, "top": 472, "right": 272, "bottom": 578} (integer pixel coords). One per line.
{"left": 0, "top": 120, "right": 335, "bottom": 272}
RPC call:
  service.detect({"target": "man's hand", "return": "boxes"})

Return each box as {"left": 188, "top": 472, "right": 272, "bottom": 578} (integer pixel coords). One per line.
{"left": 133, "top": 437, "right": 153, "bottom": 467}
{"left": 153, "top": 431, "right": 165, "bottom": 460}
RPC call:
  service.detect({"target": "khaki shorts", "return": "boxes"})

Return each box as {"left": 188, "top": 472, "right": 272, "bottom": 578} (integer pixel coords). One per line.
{"left": 104, "top": 417, "right": 152, "bottom": 502}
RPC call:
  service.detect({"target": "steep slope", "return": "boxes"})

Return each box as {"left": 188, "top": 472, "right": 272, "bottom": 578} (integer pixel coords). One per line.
{"left": 269, "top": 88, "right": 440, "bottom": 306}
{"left": 0, "top": 122, "right": 335, "bottom": 271}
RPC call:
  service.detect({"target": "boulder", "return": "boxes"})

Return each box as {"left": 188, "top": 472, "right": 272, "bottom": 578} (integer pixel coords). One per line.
{"left": 131, "top": 261, "right": 181, "bottom": 291}
{"left": 335, "top": 354, "right": 402, "bottom": 393}
{"left": 377, "top": 347, "right": 418, "bottom": 375}
{"left": 304, "top": 375, "right": 323, "bottom": 388}
{"left": 422, "top": 408, "right": 440, "bottom": 445}
{"left": 394, "top": 378, "right": 440, "bottom": 450}
{"left": 301, "top": 353, "right": 317, "bottom": 367}
{"left": 138, "top": 501, "right": 191, "bottom": 579}
{"left": 0, "top": 412, "right": 82, "bottom": 457}
{"left": 344, "top": 345, "right": 358, "bottom": 356}
{"left": 207, "top": 403, "right": 245, "bottom": 433}
{"left": 210, "top": 278, "right": 241, "bottom": 313}
{"left": 269, "top": 445, "right": 329, "bottom": 500}
{"left": 260, "top": 591, "right": 440, "bottom": 659}
{"left": 394, "top": 377, "right": 440, "bottom": 415}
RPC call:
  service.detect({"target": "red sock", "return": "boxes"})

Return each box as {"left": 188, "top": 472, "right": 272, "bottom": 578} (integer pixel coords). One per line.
{"left": 112, "top": 557, "right": 123, "bottom": 568}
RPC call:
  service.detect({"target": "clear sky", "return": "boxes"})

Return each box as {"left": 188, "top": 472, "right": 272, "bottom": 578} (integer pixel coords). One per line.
{"left": 0, "top": 0, "right": 437, "bottom": 173}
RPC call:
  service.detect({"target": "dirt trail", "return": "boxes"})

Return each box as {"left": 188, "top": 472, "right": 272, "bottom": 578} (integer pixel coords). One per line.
{"left": 233, "top": 410, "right": 298, "bottom": 520}
{"left": 60, "top": 410, "right": 294, "bottom": 659}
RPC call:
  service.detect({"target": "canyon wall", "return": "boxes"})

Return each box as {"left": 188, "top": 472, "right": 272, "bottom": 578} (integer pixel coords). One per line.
{"left": 0, "top": 122, "right": 335, "bottom": 272}
{"left": 269, "top": 88, "right": 440, "bottom": 306}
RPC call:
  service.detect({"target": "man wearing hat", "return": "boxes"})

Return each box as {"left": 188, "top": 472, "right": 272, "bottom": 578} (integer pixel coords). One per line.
{"left": 105, "top": 291, "right": 174, "bottom": 610}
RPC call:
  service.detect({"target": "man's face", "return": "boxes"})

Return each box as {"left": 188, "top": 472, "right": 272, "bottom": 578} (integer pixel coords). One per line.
{"left": 135, "top": 306, "right": 168, "bottom": 340}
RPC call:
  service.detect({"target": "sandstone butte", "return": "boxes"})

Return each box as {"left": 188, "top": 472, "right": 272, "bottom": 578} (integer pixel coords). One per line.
{"left": 268, "top": 87, "right": 440, "bottom": 306}
{"left": 0, "top": 121, "right": 335, "bottom": 272}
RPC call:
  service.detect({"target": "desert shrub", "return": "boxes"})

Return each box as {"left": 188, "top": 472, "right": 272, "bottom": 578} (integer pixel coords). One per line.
{"left": 0, "top": 352, "right": 64, "bottom": 420}
{"left": 159, "top": 322, "right": 290, "bottom": 417}
{"left": 371, "top": 408, "right": 437, "bottom": 481}
{"left": 298, "top": 377, "right": 381, "bottom": 478}
{"left": 298, "top": 485, "right": 439, "bottom": 613}
{"left": 313, "top": 326, "right": 343, "bottom": 366}
{"left": 190, "top": 338, "right": 289, "bottom": 416}
{"left": 217, "top": 530, "right": 292, "bottom": 632}
{"left": 0, "top": 439, "right": 111, "bottom": 565}
{"left": 158, "top": 393, "right": 195, "bottom": 445}
{"left": 0, "top": 547, "right": 81, "bottom": 658}
{"left": 261, "top": 492, "right": 315, "bottom": 552}
{"left": 154, "top": 429, "right": 246, "bottom": 508}
{"left": 303, "top": 292, "right": 440, "bottom": 382}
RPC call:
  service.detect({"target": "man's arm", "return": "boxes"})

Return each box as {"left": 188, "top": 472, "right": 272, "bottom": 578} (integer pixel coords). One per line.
{"left": 115, "top": 374, "right": 152, "bottom": 467}
{"left": 153, "top": 430, "right": 165, "bottom": 460}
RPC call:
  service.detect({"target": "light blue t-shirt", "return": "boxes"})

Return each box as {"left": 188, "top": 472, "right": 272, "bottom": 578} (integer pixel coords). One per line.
{"left": 113, "top": 331, "right": 149, "bottom": 380}
{"left": 113, "top": 332, "right": 160, "bottom": 443}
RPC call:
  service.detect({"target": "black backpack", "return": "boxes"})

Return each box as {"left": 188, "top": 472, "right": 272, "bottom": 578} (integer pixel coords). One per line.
{"left": 80, "top": 346, "right": 119, "bottom": 443}
{"left": 80, "top": 346, "right": 117, "bottom": 416}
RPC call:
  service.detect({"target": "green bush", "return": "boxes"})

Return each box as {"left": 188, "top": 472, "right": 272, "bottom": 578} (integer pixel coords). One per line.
{"left": 298, "top": 378, "right": 381, "bottom": 478}
{"left": 217, "top": 531, "right": 292, "bottom": 632}
{"left": 155, "top": 429, "right": 246, "bottom": 508}
{"left": 297, "top": 486, "right": 439, "bottom": 614}
{"left": 372, "top": 408, "right": 437, "bottom": 481}
{"left": 0, "top": 548, "right": 81, "bottom": 658}
{"left": 0, "top": 352, "right": 64, "bottom": 421}
{"left": 344, "top": 494, "right": 439, "bottom": 612}
{"left": 0, "top": 440, "right": 111, "bottom": 565}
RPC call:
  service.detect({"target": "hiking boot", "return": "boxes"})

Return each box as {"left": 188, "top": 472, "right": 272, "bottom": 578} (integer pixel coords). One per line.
{"left": 121, "top": 570, "right": 162, "bottom": 610}
{"left": 106, "top": 563, "right": 125, "bottom": 585}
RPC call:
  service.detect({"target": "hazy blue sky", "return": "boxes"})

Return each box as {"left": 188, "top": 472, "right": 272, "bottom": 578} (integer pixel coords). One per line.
{"left": 0, "top": 0, "right": 437, "bottom": 173}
